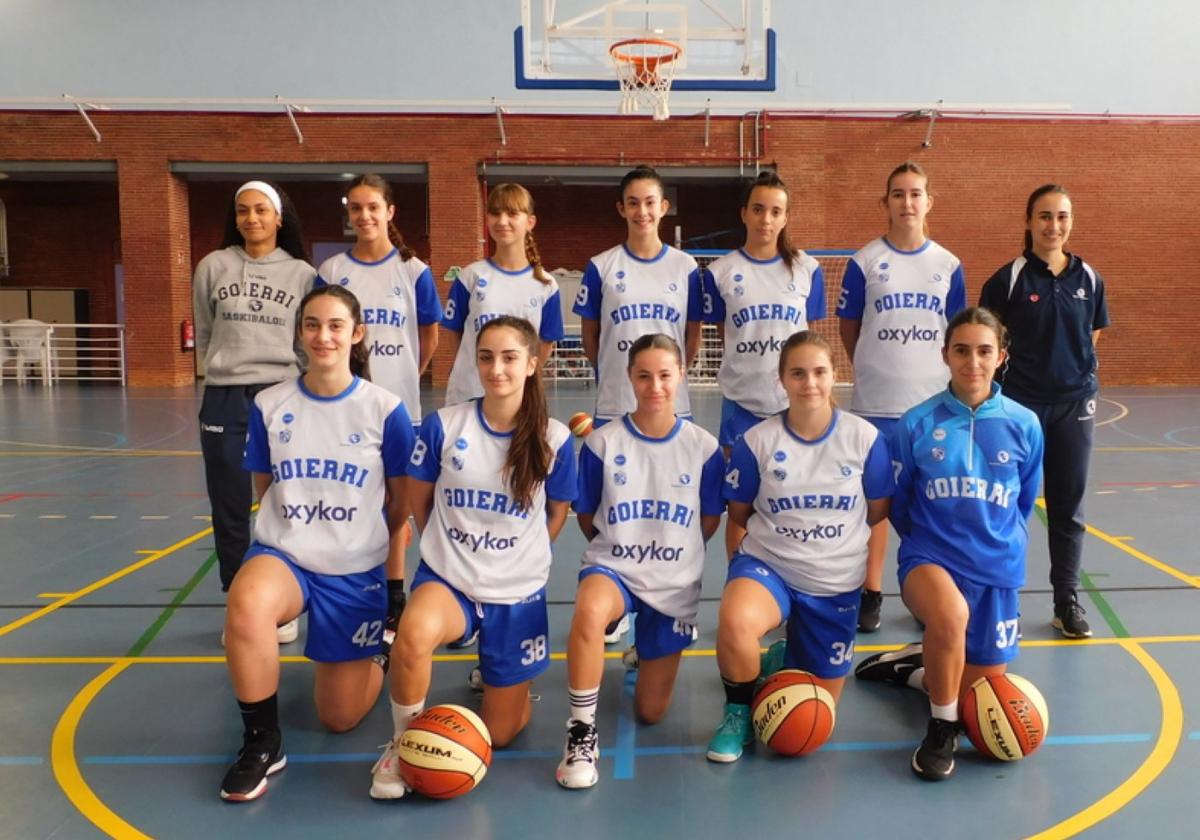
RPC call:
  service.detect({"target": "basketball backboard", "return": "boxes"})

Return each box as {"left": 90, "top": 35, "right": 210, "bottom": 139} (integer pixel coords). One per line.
{"left": 515, "top": 0, "right": 775, "bottom": 91}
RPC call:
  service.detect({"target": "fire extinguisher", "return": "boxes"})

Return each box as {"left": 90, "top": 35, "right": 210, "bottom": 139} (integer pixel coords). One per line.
{"left": 181, "top": 318, "right": 195, "bottom": 351}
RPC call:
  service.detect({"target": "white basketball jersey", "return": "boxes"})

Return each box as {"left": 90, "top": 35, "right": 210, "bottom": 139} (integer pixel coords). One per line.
{"left": 408, "top": 400, "right": 576, "bottom": 604}
{"left": 836, "top": 237, "right": 967, "bottom": 418}
{"left": 442, "top": 259, "right": 565, "bottom": 406}
{"left": 725, "top": 411, "right": 893, "bottom": 595}
{"left": 316, "top": 250, "right": 442, "bottom": 421}
{"left": 705, "top": 249, "right": 826, "bottom": 416}
{"left": 244, "top": 377, "right": 414, "bottom": 575}
{"left": 573, "top": 244, "right": 702, "bottom": 420}
{"left": 576, "top": 417, "right": 725, "bottom": 623}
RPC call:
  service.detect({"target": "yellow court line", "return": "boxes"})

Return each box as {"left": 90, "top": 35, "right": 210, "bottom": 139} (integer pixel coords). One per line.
{"left": 37, "top": 592, "right": 77, "bottom": 599}
{"left": 0, "top": 525, "right": 214, "bottom": 638}
{"left": 1027, "top": 641, "right": 1183, "bottom": 839}
{"left": 51, "top": 661, "right": 153, "bottom": 840}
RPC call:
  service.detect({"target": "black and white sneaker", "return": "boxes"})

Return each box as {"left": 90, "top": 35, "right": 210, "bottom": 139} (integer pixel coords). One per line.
{"left": 854, "top": 642, "right": 923, "bottom": 685}
{"left": 220, "top": 730, "right": 286, "bottom": 802}
{"left": 911, "top": 717, "right": 959, "bottom": 781}
{"left": 1052, "top": 598, "right": 1092, "bottom": 638}
{"left": 858, "top": 589, "right": 883, "bottom": 633}
{"left": 555, "top": 720, "right": 600, "bottom": 789}
{"left": 603, "top": 614, "right": 630, "bottom": 645}
{"left": 449, "top": 629, "right": 480, "bottom": 650}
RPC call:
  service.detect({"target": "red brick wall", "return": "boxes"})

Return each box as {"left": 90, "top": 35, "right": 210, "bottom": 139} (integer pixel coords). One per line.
{"left": 1, "top": 110, "right": 1196, "bottom": 386}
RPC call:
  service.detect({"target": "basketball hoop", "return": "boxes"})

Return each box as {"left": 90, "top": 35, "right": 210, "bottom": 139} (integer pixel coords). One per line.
{"left": 609, "top": 38, "right": 683, "bottom": 121}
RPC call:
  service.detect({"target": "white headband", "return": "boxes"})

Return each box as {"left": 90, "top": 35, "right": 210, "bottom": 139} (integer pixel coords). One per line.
{"left": 235, "top": 180, "right": 283, "bottom": 215}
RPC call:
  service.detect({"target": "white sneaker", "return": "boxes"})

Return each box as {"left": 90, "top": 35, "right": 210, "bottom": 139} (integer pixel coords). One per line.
{"left": 621, "top": 646, "right": 639, "bottom": 671}
{"left": 276, "top": 618, "right": 299, "bottom": 645}
{"left": 468, "top": 666, "right": 484, "bottom": 692}
{"left": 369, "top": 739, "right": 411, "bottom": 800}
{"left": 555, "top": 720, "right": 599, "bottom": 789}
{"left": 603, "top": 614, "right": 630, "bottom": 645}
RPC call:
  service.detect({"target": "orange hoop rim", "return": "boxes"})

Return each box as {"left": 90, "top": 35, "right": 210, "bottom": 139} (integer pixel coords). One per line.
{"left": 608, "top": 37, "right": 683, "bottom": 68}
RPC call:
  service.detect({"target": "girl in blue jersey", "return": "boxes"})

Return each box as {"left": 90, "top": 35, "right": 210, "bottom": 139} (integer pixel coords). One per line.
{"left": 316, "top": 174, "right": 443, "bottom": 649}
{"left": 707, "top": 331, "right": 894, "bottom": 763}
{"left": 556, "top": 334, "right": 725, "bottom": 789}
{"left": 442, "top": 183, "right": 565, "bottom": 406}
{"left": 836, "top": 162, "right": 967, "bottom": 634}
{"left": 371, "top": 315, "right": 577, "bottom": 799}
{"left": 194, "top": 181, "right": 315, "bottom": 640}
{"left": 703, "top": 171, "right": 826, "bottom": 558}
{"left": 220, "top": 285, "right": 415, "bottom": 802}
{"left": 979, "top": 185, "right": 1110, "bottom": 639}
{"left": 573, "top": 165, "right": 705, "bottom": 426}
{"left": 854, "top": 307, "right": 1044, "bottom": 781}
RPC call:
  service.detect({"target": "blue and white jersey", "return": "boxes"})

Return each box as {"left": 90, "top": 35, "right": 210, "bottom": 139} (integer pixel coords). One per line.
{"left": 409, "top": 400, "right": 577, "bottom": 604}
{"left": 441, "top": 259, "right": 565, "bottom": 406}
{"left": 316, "top": 249, "right": 443, "bottom": 422}
{"left": 836, "top": 237, "right": 967, "bottom": 418}
{"left": 724, "top": 411, "right": 894, "bottom": 595}
{"left": 890, "top": 384, "right": 1044, "bottom": 588}
{"left": 575, "top": 416, "right": 725, "bottom": 623}
{"left": 244, "top": 376, "right": 415, "bottom": 576}
{"left": 703, "top": 249, "right": 826, "bottom": 416}
{"left": 572, "top": 243, "right": 703, "bottom": 420}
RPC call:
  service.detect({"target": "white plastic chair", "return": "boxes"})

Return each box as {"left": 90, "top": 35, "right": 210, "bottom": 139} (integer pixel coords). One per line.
{"left": 2, "top": 319, "right": 53, "bottom": 385}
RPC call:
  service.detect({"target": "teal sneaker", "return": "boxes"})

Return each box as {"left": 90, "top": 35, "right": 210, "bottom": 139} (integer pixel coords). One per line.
{"left": 706, "top": 703, "right": 753, "bottom": 763}
{"left": 758, "top": 640, "right": 787, "bottom": 681}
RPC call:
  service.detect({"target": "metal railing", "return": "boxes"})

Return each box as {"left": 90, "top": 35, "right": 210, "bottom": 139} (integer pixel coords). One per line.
{"left": 0, "top": 322, "right": 126, "bottom": 386}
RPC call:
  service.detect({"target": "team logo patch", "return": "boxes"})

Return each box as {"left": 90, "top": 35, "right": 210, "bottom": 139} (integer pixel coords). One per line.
{"left": 616, "top": 270, "right": 626, "bottom": 279}
{"left": 614, "top": 471, "right": 627, "bottom": 486}
{"left": 668, "top": 282, "right": 678, "bottom": 292}
{"left": 733, "top": 273, "right": 744, "bottom": 283}
{"left": 931, "top": 447, "right": 945, "bottom": 462}
{"left": 282, "top": 413, "right": 294, "bottom": 424}
{"left": 478, "top": 278, "right": 489, "bottom": 288}
{"left": 278, "top": 430, "right": 291, "bottom": 444}
{"left": 1084, "top": 399, "right": 1096, "bottom": 418}
{"left": 616, "top": 282, "right": 626, "bottom": 292}
{"left": 1074, "top": 287, "right": 1088, "bottom": 300}
{"left": 932, "top": 428, "right": 946, "bottom": 441}
{"left": 248, "top": 299, "right": 263, "bottom": 312}
{"left": 529, "top": 297, "right": 539, "bottom": 308}
{"left": 614, "top": 454, "right": 627, "bottom": 466}
{"left": 676, "top": 473, "right": 692, "bottom": 486}
{"left": 392, "top": 286, "right": 403, "bottom": 296}
{"left": 997, "top": 450, "right": 1010, "bottom": 463}
{"left": 451, "top": 455, "right": 465, "bottom": 471}
{"left": 475, "top": 292, "right": 486, "bottom": 302}
{"left": 840, "top": 465, "right": 852, "bottom": 477}
{"left": 931, "top": 273, "right": 943, "bottom": 284}
{"left": 734, "top": 285, "right": 745, "bottom": 296}
{"left": 455, "top": 437, "right": 469, "bottom": 451}
{"left": 339, "top": 277, "right": 350, "bottom": 286}
{"left": 348, "top": 433, "right": 362, "bottom": 445}
{"left": 786, "top": 282, "right": 796, "bottom": 292}
{"left": 880, "top": 262, "right": 889, "bottom": 270}
{"left": 773, "top": 450, "right": 787, "bottom": 463}
{"left": 878, "top": 273, "right": 890, "bottom": 283}
{"left": 1030, "top": 293, "right": 1040, "bottom": 302}
{"left": 773, "top": 468, "right": 787, "bottom": 481}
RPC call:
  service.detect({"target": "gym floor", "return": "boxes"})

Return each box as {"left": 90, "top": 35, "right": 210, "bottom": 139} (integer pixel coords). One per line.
{"left": 1, "top": 381, "right": 1197, "bottom": 839}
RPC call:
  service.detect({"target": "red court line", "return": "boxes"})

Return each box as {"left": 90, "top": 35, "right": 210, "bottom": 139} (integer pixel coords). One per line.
{"left": 0, "top": 494, "right": 30, "bottom": 505}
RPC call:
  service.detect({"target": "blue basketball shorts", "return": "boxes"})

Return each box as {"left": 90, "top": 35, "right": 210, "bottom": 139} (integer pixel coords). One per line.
{"left": 578, "top": 565, "right": 697, "bottom": 660}
{"left": 727, "top": 554, "right": 859, "bottom": 678}
{"left": 246, "top": 542, "right": 387, "bottom": 663}
{"left": 719, "top": 398, "right": 769, "bottom": 449}
{"left": 411, "top": 562, "right": 550, "bottom": 687}
{"left": 898, "top": 557, "right": 1021, "bottom": 666}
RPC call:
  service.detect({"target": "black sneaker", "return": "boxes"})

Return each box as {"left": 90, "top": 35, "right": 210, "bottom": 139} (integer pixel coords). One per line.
{"left": 858, "top": 589, "right": 883, "bottom": 633}
{"left": 1052, "top": 597, "right": 1092, "bottom": 638}
{"left": 854, "top": 642, "right": 923, "bottom": 685}
{"left": 220, "top": 730, "right": 286, "bottom": 802}
{"left": 911, "top": 717, "right": 958, "bottom": 781}
{"left": 448, "top": 629, "right": 480, "bottom": 650}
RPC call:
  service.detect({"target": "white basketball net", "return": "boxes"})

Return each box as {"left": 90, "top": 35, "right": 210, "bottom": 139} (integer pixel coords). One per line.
{"left": 609, "top": 39, "right": 682, "bottom": 121}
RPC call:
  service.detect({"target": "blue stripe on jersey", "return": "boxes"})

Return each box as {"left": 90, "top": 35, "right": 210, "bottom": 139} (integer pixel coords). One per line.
{"left": 862, "top": 434, "right": 894, "bottom": 499}
{"left": 297, "top": 376, "right": 361, "bottom": 403}
{"left": 699, "top": 448, "right": 727, "bottom": 515}
{"left": 539, "top": 290, "right": 565, "bottom": 341}
{"left": 574, "top": 444, "right": 605, "bottom": 514}
{"left": 413, "top": 267, "right": 444, "bottom": 325}
{"left": 835, "top": 258, "right": 866, "bottom": 319}
{"left": 807, "top": 267, "right": 827, "bottom": 322}
{"left": 244, "top": 401, "right": 270, "bottom": 473}
{"left": 409, "top": 411, "right": 446, "bottom": 484}
{"left": 724, "top": 436, "right": 760, "bottom": 504}
{"left": 686, "top": 268, "right": 704, "bottom": 322}
{"left": 546, "top": 437, "right": 579, "bottom": 502}
{"left": 381, "top": 404, "right": 416, "bottom": 477}
{"left": 701, "top": 268, "right": 724, "bottom": 323}
{"left": 440, "top": 279, "right": 471, "bottom": 332}
{"left": 347, "top": 247, "right": 398, "bottom": 267}
{"left": 573, "top": 261, "right": 603, "bottom": 320}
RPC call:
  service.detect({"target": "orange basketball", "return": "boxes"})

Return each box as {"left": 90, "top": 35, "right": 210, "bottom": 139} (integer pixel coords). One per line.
{"left": 568, "top": 411, "right": 594, "bottom": 437}
{"left": 751, "top": 669, "right": 836, "bottom": 756}
{"left": 960, "top": 673, "right": 1049, "bottom": 761}
{"left": 396, "top": 704, "right": 493, "bottom": 799}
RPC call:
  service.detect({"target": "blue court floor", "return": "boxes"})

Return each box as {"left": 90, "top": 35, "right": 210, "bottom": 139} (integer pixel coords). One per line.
{"left": 1, "top": 382, "right": 1198, "bottom": 839}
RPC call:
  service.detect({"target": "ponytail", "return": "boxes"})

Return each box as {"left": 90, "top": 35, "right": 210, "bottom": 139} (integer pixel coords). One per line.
{"left": 346, "top": 174, "right": 413, "bottom": 261}
{"left": 742, "top": 171, "right": 799, "bottom": 272}
{"left": 478, "top": 316, "right": 551, "bottom": 511}
{"left": 524, "top": 230, "right": 552, "bottom": 285}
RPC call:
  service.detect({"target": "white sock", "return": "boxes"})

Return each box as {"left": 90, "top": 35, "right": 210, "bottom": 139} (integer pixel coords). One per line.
{"left": 568, "top": 685, "right": 600, "bottom": 725}
{"left": 907, "top": 666, "right": 927, "bottom": 693}
{"left": 391, "top": 698, "right": 424, "bottom": 739}
{"left": 930, "top": 699, "right": 958, "bottom": 722}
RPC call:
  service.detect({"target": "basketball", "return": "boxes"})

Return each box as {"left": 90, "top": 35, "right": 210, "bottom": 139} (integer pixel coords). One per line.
{"left": 960, "top": 673, "right": 1049, "bottom": 761}
{"left": 396, "top": 704, "right": 493, "bottom": 799}
{"left": 751, "top": 669, "right": 836, "bottom": 756}
{"left": 568, "top": 411, "right": 594, "bottom": 437}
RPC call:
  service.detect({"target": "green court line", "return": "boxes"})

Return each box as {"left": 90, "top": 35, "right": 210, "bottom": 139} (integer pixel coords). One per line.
{"left": 124, "top": 552, "right": 217, "bottom": 657}
{"left": 1033, "top": 505, "right": 1129, "bottom": 638}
